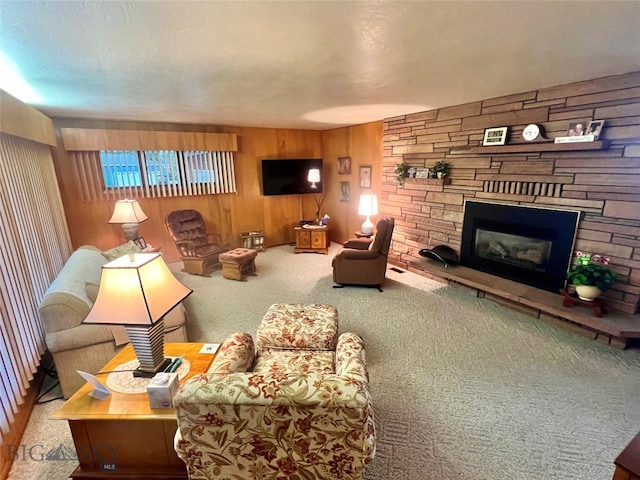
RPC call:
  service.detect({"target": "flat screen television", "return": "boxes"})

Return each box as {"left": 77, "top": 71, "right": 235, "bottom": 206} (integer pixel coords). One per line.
{"left": 261, "top": 158, "right": 323, "bottom": 196}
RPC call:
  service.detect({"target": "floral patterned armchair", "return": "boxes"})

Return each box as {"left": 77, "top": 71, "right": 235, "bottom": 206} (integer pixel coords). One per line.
{"left": 173, "top": 331, "right": 376, "bottom": 480}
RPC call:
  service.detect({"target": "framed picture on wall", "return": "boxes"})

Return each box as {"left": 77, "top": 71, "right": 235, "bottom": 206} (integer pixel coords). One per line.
{"left": 359, "top": 166, "right": 372, "bottom": 188}
{"left": 337, "top": 156, "right": 352, "bottom": 174}
{"left": 340, "top": 181, "right": 350, "bottom": 202}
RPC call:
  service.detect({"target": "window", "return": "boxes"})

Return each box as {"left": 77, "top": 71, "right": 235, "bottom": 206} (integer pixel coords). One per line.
{"left": 100, "top": 150, "right": 142, "bottom": 188}
{"left": 72, "top": 149, "right": 237, "bottom": 201}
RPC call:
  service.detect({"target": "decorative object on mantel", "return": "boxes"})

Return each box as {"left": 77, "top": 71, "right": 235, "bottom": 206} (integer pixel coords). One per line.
{"left": 394, "top": 162, "right": 410, "bottom": 187}
{"left": 415, "top": 167, "right": 430, "bottom": 178}
{"left": 482, "top": 126, "right": 509, "bottom": 146}
{"left": 522, "top": 123, "right": 546, "bottom": 142}
{"left": 566, "top": 251, "right": 615, "bottom": 301}
{"left": 586, "top": 119, "right": 605, "bottom": 139}
{"left": 432, "top": 161, "right": 450, "bottom": 179}
{"left": 554, "top": 120, "right": 605, "bottom": 144}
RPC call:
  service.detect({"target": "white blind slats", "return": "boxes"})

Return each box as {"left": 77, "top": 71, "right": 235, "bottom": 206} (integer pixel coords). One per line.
{"left": 69, "top": 149, "right": 237, "bottom": 201}
{"left": 0, "top": 132, "right": 71, "bottom": 440}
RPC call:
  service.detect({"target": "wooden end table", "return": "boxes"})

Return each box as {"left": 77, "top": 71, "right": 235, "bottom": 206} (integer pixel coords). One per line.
{"left": 294, "top": 225, "right": 328, "bottom": 254}
{"left": 52, "top": 343, "right": 215, "bottom": 479}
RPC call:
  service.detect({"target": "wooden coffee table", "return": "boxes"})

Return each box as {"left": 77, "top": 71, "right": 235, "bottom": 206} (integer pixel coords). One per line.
{"left": 52, "top": 343, "right": 215, "bottom": 479}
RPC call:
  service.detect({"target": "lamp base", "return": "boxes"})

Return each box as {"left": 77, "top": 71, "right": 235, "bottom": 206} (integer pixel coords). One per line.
{"left": 125, "top": 320, "right": 168, "bottom": 378}
{"left": 361, "top": 216, "right": 374, "bottom": 235}
{"left": 121, "top": 223, "right": 140, "bottom": 242}
{"left": 132, "top": 357, "right": 172, "bottom": 378}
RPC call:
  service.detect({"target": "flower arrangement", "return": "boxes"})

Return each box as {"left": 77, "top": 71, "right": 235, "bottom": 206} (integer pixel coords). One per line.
{"left": 566, "top": 252, "right": 615, "bottom": 292}
{"left": 395, "top": 162, "right": 410, "bottom": 186}
{"left": 432, "top": 161, "right": 450, "bottom": 177}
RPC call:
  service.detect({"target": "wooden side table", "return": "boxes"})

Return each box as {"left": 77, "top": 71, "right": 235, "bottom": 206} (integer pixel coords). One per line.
{"left": 52, "top": 343, "right": 215, "bottom": 480}
{"left": 354, "top": 231, "right": 373, "bottom": 238}
{"left": 294, "top": 226, "right": 328, "bottom": 254}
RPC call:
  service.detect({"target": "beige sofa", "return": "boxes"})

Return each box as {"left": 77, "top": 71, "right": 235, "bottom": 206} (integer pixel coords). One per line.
{"left": 38, "top": 244, "right": 188, "bottom": 398}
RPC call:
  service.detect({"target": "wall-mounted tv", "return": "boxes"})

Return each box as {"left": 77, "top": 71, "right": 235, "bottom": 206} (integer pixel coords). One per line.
{"left": 261, "top": 158, "right": 323, "bottom": 196}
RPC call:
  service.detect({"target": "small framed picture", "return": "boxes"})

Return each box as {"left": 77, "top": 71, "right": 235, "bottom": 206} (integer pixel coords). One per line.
{"left": 359, "top": 166, "right": 372, "bottom": 188}
{"left": 586, "top": 120, "right": 605, "bottom": 139}
{"left": 566, "top": 122, "right": 586, "bottom": 137}
{"left": 340, "top": 181, "right": 350, "bottom": 202}
{"left": 337, "top": 156, "right": 351, "bottom": 175}
{"left": 415, "top": 168, "right": 430, "bottom": 178}
{"left": 133, "top": 237, "right": 147, "bottom": 249}
{"left": 482, "top": 127, "right": 509, "bottom": 146}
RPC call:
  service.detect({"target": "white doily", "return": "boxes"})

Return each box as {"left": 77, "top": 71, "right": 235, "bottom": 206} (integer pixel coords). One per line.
{"left": 106, "top": 357, "right": 191, "bottom": 394}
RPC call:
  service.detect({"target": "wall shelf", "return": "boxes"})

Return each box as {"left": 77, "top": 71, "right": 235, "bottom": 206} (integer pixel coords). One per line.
{"left": 404, "top": 177, "right": 452, "bottom": 185}
{"left": 450, "top": 140, "right": 610, "bottom": 155}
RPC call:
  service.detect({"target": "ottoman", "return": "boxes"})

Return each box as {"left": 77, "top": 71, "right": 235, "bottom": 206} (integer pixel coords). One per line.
{"left": 257, "top": 303, "right": 339, "bottom": 350}
{"left": 219, "top": 248, "right": 258, "bottom": 281}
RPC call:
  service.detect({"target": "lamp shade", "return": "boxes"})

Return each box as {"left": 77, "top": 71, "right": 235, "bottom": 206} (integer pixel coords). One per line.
{"left": 108, "top": 199, "right": 148, "bottom": 225}
{"left": 358, "top": 195, "right": 378, "bottom": 216}
{"left": 307, "top": 168, "right": 321, "bottom": 188}
{"left": 84, "top": 253, "right": 192, "bottom": 327}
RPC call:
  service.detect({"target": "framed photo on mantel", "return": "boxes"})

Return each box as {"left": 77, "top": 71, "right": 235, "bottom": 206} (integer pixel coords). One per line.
{"left": 482, "top": 127, "right": 509, "bottom": 146}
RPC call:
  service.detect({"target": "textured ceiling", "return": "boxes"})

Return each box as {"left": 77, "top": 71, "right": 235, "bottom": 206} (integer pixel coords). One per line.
{"left": 1, "top": 1, "right": 640, "bottom": 130}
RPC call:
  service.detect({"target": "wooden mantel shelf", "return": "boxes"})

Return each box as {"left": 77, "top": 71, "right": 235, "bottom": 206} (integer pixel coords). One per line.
{"left": 408, "top": 260, "right": 640, "bottom": 348}
{"left": 450, "top": 140, "right": 610, "bottom": 155}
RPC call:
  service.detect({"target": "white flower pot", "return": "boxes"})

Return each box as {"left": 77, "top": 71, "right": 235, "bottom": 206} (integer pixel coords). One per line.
{"left": 575, "top": 285, "right": 602, "bottom": 301}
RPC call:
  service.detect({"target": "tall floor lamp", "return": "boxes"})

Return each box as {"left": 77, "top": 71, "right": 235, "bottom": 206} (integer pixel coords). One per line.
{"left": 358, "top": 194, "right": 378, "bottom": 235}
{"left": 83, "top": 253, "right": 192, "bottom": 377}
{"left": 109, "top": 199, "right": 148, "bottom": 242}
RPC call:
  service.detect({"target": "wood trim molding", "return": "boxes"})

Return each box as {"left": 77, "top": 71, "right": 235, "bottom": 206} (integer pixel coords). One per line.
{"left": 60, "top": 128, "right": 238, "bottom": 152}
{"left": 0, "top": 90, "right": 56, "bottom": 146}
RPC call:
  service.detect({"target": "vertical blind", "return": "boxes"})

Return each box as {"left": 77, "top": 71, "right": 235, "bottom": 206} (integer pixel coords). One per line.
{"left": 0, "top": 133, "right": 71, "bottom": 444}
{"left": 70, "top": 150, "right": 237, "bottom": 202}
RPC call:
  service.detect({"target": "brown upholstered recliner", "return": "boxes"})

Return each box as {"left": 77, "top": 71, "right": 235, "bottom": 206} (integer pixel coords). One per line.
{"left": 332, "top": 217, "right": 395, "bottom": 291}
{"left": 165, "top": 209, "right": 230, "bottom": 277}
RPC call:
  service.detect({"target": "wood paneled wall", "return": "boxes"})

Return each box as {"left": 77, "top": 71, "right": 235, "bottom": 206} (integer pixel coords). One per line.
{"left": 52, "top": 119, "right": 326, "bottom": 262}
{"left": 321, "top": 122, "right": 383, "bottom": 244}
{"left": 381, "top": 71, "right": 640, "bottom": 314}
{"left": 51, "top": 119, "right": 384, "bottom": 263}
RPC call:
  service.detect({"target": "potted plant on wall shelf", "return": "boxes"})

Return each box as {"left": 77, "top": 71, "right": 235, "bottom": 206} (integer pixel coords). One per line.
{"left": 395, "top": 162, "right": 411, "bottom": 187}
{"left": 566, "top": 252, "right": 615, "bottom": 301}
{"left": 433, "top": 161, "right": 451, "bottom": 179}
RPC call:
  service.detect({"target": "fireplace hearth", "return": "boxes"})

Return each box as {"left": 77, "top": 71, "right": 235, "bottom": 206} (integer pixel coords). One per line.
{"left": 460, "top": 201, "right": 581, "bottom": 293}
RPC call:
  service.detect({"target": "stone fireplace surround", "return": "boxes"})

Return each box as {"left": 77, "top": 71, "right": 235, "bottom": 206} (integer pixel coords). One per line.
{"left": 381, "top": 71, "right": 640, "bottom": 315}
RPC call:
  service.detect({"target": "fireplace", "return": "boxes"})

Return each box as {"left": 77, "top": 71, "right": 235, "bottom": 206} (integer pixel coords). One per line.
{"left": 460, "top": 201, "right": 581, "bottom": 293}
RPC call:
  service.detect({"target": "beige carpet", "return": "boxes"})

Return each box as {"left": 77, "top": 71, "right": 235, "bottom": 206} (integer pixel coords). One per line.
{"left": 10, "top": 242, "right": 640, "bottom": 480}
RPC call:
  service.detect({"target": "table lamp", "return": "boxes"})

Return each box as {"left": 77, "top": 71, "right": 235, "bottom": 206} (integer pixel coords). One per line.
{"left": 83, "top": 253, "right": 192, "bottom": 377}
{"left": 109, "top": 199, "right": 148, "bottom": 242}
{"left": 358, "top": 194, "right": 378, "bottom": 235}
{"left": 307, "top": 168, "right": 321, "bottom": 189}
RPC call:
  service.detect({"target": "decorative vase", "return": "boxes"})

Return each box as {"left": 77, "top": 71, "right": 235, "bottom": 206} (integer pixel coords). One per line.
{"left": 437, "top": 172, "right": 445, "bottom": 179}
{"left": 575, "top": 285, "right": 602, "bottom": 301}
